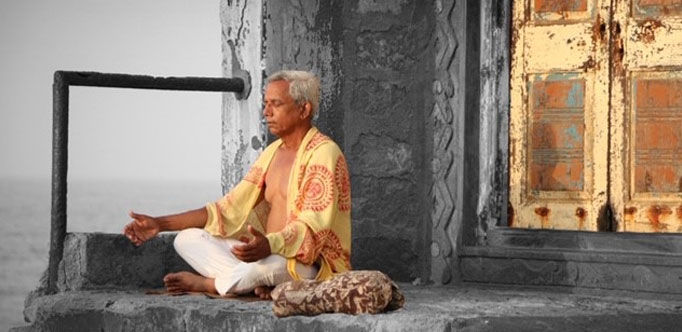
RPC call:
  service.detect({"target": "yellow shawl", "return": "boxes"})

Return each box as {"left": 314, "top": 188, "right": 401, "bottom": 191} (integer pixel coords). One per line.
{"left": 204, "top": 127, "right": 351, "bottom": 280}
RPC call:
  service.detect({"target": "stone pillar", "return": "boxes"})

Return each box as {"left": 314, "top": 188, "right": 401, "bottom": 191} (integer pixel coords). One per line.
{"left": 430, "top": 0, "right": 466, "bottom": 284}
{"left": 225, "top": 0, "right": 436, "bottom": 283}
{"left": 340, "top": 0, "right": 434, "bottom": 283}
{"left": 220, "top": 0, "right": 264, "bottom": 191}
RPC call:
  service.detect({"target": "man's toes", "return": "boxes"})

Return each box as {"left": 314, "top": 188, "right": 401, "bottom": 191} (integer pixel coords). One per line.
{"left": 163, "top": 273, "right": 178, "bottom": 283}
{"left": 254, "top": 286, "right": 272, "bottom": 299}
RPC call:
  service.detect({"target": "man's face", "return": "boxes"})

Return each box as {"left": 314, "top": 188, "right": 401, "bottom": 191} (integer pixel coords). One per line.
{"left": 263, "top": 80, "right": 306, "bottom": 137}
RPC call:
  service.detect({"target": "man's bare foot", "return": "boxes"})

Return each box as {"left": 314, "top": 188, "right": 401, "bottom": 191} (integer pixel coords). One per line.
{"left": 163, "top": 272, "right": 217, "bottom": 294}
{"left": 254, "top": 286, "right": 273, "bottom": 300}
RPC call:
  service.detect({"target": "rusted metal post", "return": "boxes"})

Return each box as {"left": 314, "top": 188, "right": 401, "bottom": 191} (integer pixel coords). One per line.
{"left": 48, "top": 72, "right": 69, "bottom": 294}
{"left": 47, "top": 71, "right": 247, "bottom": 294}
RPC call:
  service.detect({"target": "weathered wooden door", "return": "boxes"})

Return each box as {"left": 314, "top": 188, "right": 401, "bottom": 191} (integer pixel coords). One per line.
{"left": 510, "top": 0, "right": 611, "bottom": 230}
{"left": 510, "top": 0, "right": 682, "bottom": 232}
{"left": 611, "top": 0, "right": 682, "bottom": 232}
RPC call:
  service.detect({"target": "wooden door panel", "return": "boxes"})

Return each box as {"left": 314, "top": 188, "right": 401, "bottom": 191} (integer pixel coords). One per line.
{"left": 525, "top": 24, "right": 596, "bottom": 72}
{"left": 533, "top": 0, "right": 593, "bottom": 21}
{"left": 611, "top": 0, "right": 682, "bottom": 232}
{"left": 626, "top": 20, "right": 682, "bottom": 68}
{"left": 633, "top": 77, "right": 682, "bottom": 194}
{"left": 619, "top": 74, "right": 682, "bottom": 232}
{"left": 529, "top": 75, "right": 586, "bottom": 193}
{"left": 511, "top": 0, "right": 610, "bottom": 230}
{"left": 633, "top": 0, "right": 682, "bottom": 17}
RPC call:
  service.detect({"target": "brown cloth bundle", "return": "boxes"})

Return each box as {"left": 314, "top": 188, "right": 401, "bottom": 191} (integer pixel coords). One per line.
{"left": 271, "top": 270, "right": 405, "bottom": 317}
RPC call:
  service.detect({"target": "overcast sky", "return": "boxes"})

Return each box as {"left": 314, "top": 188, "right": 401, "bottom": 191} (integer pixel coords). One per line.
{"left": 0, "top": 0, "right": 223, "bottom": 182}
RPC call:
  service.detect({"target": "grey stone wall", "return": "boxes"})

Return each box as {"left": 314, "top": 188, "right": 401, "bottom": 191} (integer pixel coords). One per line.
{"left": 341, "top": 0, "right": 434, "bottom": 283}
{"left": 262, "top": 0, "right": 435, "bottom": 282}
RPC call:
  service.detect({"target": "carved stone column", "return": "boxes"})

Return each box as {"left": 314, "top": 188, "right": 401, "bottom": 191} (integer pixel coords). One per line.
{"left": 430, "top": 0, "right": 465, "bottom": 284}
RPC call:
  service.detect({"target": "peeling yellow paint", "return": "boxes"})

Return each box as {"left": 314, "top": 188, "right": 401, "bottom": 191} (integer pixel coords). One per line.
{"left": 512, "top": 0, "right": 682, "bottom": 232}
{"left": 611, "top": 1, "right": 682, "bottom": 233}
{"left": 511, "top": 0, "right": 610, "bottom": 231}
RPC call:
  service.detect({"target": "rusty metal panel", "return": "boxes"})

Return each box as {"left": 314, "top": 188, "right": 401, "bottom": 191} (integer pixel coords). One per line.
{"left": 510, "top": 0, "right": 611, "bottom": 231}
{"left": 529, "top": 76, "right": 586, "bottom": 192}
{"left": 618, "top": 74, "right": 682, "bottom": 232}
{"left": 535, "top": 0, "right": 588, "bottom": 12}
{"left": 633, "top": 78, "right": 682, "bottom": 194}
{"left": 634, "top": 0, "right": 682, "bottom": 17}
{"left": 532, "top": 0, "right": 593, "bottom": 21}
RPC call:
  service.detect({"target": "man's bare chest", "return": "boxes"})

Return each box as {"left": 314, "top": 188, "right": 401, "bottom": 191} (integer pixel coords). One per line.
{"left": 264, "top": 148, "right": 296, "bottom": 202}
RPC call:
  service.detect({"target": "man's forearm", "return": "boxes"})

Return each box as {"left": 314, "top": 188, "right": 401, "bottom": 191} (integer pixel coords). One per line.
{"left": 156, "top": 207, "right": 208, "bottom": 232}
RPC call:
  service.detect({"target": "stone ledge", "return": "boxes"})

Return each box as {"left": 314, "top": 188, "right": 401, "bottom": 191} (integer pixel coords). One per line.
{"left": 13, "top": 284, "right": 682, "bottom": 332}
{"left": 15, "top": 232, "right": 682, "bottom": 331}
{"left": 460, "top": 246, "right": 682, "bottom": 294}
{"left": 57, "top": 232, "right": 193, "bottom": 291}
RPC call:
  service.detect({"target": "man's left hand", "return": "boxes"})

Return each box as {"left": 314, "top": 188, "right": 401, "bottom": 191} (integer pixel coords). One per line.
{"left": 232, "top": 225, "right": 271, "bottom": 262}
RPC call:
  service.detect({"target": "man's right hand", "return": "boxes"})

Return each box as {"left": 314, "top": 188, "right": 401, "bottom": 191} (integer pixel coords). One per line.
{"left": 123, "top": 211, "right": 161, "bottom": 246}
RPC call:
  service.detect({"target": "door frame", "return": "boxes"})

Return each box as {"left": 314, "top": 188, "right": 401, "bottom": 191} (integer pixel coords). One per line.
{"left": 458, "top": 0, "right": 682, "bottom": 295}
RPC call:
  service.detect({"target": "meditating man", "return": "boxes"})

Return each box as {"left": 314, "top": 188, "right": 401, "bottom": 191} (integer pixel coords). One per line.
{"left": 123, "top": 70, "right": 351, "bottom": 299}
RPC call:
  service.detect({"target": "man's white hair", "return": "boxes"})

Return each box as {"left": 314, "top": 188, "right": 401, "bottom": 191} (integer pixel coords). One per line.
{"left": 267, "top": 70, "right": 320, "bottom": 116}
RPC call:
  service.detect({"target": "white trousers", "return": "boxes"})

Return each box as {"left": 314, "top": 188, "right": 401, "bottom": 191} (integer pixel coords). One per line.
{"left": 173, "top": 228, "right": 318, "bottom": 295}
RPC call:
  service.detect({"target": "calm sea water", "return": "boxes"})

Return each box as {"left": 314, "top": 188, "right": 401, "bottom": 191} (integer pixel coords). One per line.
{"left": 0, "top": 177, "right": 221, "bottom": 330}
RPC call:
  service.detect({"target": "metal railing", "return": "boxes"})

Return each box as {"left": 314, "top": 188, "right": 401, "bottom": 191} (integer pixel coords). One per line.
{"left": 48, "top": 71, "right": 248, "bottom": 294}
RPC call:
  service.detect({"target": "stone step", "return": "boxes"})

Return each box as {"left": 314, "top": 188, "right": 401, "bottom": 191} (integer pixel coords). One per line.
{"left": 14, "top": 232, "right": 682, "bottom": 331}
{"left": 12, "top": 284, "right": 682, "bottom": 332}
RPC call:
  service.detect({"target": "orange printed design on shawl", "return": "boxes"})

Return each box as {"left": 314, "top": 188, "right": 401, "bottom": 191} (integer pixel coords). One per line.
{"left": 296, "top": 164, "right": 306, "bottom": 188}
{"left": 295, "top": 229, "right": 350, "bottom": 271}
{"left": 295, "top": 165, "right": 334, "bottom": 212}
{"left": 334, "top": 156, "right": 351, "bottom": 212}
{"left": 244, "top": 166, "right": 264, "bottom": 187}
{"left": 296, "top": 229, "right": 315, "bottom": 263}
{"left": 315, "top": 229, "right": 350, "bottom": 271}
{"left": 287, "top": 211, "right": 298, "bottom": 223}
{"left": 215, "top": 195, "right": 234, "bottom": 236}
{"left": 305, "top": 132, "right": 331, "bottom": 152}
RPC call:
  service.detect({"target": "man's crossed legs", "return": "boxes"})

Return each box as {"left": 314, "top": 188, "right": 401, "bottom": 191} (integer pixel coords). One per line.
{"left": 165, "top": 228, "right": 318, "bottom": 298}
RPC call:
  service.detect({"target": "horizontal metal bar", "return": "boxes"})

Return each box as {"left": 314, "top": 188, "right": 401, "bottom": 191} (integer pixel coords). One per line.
{"left": 54, "top": 71, "right": 244, "bottom": 92}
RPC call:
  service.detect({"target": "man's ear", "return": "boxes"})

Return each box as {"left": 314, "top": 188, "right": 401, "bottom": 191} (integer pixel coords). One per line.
{"left": 301, "top": 102, "right": 313, "bottom": 119}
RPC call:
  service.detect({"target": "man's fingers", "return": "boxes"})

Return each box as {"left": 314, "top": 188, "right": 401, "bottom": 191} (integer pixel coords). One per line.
{"left": 129, "top": 210, "right": 151, "bottom": 222}
{"left": 231, "top": 245, "right": 247, "bottom": 256}
{"left": 123, "top": 223, "right": 140, "bottom": 245}
{"left": 137, "top": 230, "right": 152, "bottom": 242}
{"left": 232, "top": 231, "right": 269, "bottom": 262}
{"left": 248, "top": 225, "right": 264, "bottom": 238}
{"left": 232, "top": 246, "right": 255, "bottom": 262}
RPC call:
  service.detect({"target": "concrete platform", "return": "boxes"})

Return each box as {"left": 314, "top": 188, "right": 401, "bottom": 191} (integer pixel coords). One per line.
{"left": 11, "top": 233, "right": 682, "bottom": 331}
{"left": 12, "top": 283, "right": 682, "bottom": 332}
